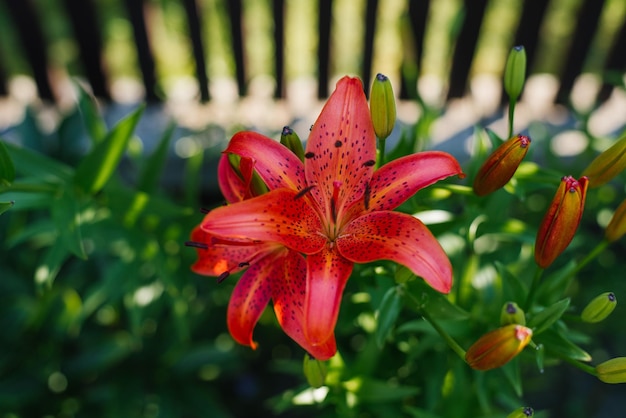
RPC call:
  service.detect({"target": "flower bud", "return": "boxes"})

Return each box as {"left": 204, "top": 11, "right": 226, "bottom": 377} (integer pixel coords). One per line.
{"left": 465, "top": 324, "right": 533, "bottom": 371}
{"left": 507, "top": 406, "right": 534, "bottom": 418}
{"left": 582, "top": 133, "right": 626, "bottom": 188}
{"left": 280, "top": 126, "right": 305, "bottom": 161}
{"left": 606, "top": 199, "right": 626, "bottom": 242}
{"left": 473, "top": 134, "right": 531, "bottom": 196}
{"left": 303, "top": 354, "right": 327, "bottom": 388}
{"left": 504, "top": 46, "right": 527, "bottom": 102}
{"left": 596, "top": 357, "right": 626, "bottom": 384}
{"left": 369, "top": 73, "right": 396, "bottom": 140}
{"left": 534, "top": 176, "right": 588, "bottom": 268}
{"left": 500, "top": 301, "right": 526, "bottom": 326}
{"left": 581, "top": 292, "right": 617, "bottom": 323}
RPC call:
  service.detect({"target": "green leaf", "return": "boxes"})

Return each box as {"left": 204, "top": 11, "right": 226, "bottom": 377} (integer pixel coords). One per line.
{"left": 51, "top": 189, "right": 87, "bottom": 259}
{"left": 75, "top": 106, "right": 144, "bottom": 194}
{"left": 0, "top": 139, "right": 15, "bottom": 186}
{"left": 501, "top": 358, "right": 523, "bottom": 397}
{"left": 534, "top": 328, "right": 592, "bottom": 362}
{"left": 375, "top": 285, "right": 403, "bottom": 348}
{"left": 4, "top": 142, "right": 73, "bottom": 182}
{"left": 344, "top": 377, "right": 420, "bottom": 404}
{"left": 76, "top": 82, "right": 108, "bottom": 143}
{"left": 34, "top": 243, "right": 69, "bottom": 291}
{"left": 0, "top": 200, "right": 14, "bottom": 215}
{"left": 527, "top": 298, "right": 570, "bottom": 335}
{"left": 138, "top": 121, "right": 175, "bottom": 193}
{"left": 403, "top": 276, "right": 470, "bottom": 320}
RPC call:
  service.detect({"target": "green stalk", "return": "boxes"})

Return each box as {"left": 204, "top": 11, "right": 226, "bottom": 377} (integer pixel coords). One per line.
{"left": 507, "top": 98, "right": 515, "bottom": 139}
{"left": 378, "top": 137, "right": 386, "bottom": 167}
{"left": 523, "top": 267, "right": 544, "bottom": 311}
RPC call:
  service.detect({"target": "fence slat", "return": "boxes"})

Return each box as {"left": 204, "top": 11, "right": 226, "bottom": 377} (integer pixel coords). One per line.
{"left": 598, "top": 17, "right": 626, "bottom": 102}
{"left": 361, "top": 0, "right": 378, "bottom": 97}
{"left": 401, "top": 0, "right": 431, "bottom": 100}
{"left": 5, "top": 0, "right": 54, "bottom": 101}
{"left": 227, "top": 0, "right": 246, "bottom": 97}
{"left": 513, "top": 0, "right": 549, "bottom": 77}
{"left": 273, "top": 0, "right": 285, "bottom": 98}
{"left": 447, "top": 0, "right": 488, "bottom": 99}
{"left": 123, "top": 0, "right": 159, "bottom": 102}
{"left": 63, "top": 0, "right": 109, "bottom": 100}
{"left": 556, "top": 0, "right": 607, "bottom": 103}
{"left": 318, "top": 0, "right": 332, "bottom": 98}
{"left": 182, "top": 0, "right": 209, "bottom": 102}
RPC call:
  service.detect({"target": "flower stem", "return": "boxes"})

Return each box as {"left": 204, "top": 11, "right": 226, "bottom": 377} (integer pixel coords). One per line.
{"left": 508, "top": 99, "right": 515, "bottom": 139}
{"left": 378, "top": 137, "right": 386, "bottom": 166}
{"left": 570, "top": 240, "right": 609, "bottom": 277}
{"left": 405, "top": 290, "right": 467, "bottom": 360}
{"left": 559, "top": 354, "right": 598, "bottom": 377}
{"left": 523, "top": 267, "right": 544, "bottom": 311}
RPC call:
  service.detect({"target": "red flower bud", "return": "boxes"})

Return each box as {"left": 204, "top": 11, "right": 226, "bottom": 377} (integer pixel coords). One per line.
{"left": 534, "top": 176, "right": 588, "bottom": 268}
{"left": 473, "top": 134, "right": 531, "bottom": 196}
{"left": 465, "top": 324, "right": 533, "bottom": 370}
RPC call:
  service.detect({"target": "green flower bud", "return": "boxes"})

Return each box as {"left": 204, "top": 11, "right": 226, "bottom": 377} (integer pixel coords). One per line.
{"left": 369, "top": 73, "right": 396, "bottom": 140}
{"left": 303, "top": 354, "right": 327, "bottom": 388}
{"left": 582, "top": 132, "right": 626, "bottom": 188}
{"left": 581, "top": 292, "right": 617, "bottom": 323}
{"left": 504, "top": 46, "right": 527, "bottom": 102}
{"left": 596, "top": 357, "right": 626, "bottom": 384}
{"left": 507, "top": 406, "right": 534, "bottom": 418}
{"left": 606, "top": 199, "right": 626, "bottom": 242}
{"left": 280, "top": 126, "right": 305, "bottom": 161}
{"left": 500, "top": 301, "right": 526, "bottom": 326}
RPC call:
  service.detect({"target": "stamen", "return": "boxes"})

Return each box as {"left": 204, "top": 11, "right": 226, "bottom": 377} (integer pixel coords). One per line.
{"left": 305, "top": 152, "right": 315, "bottom": 159}
{"left": 185, "top": 241, "right": 208, "bottom": 250}
{"left": 364, "top": 182, "right": 371, "bottom": 210}
{"left": 217, "top": 271, "right": 230, "bottom": 283}
{"left": 200, "top": 207, "right": 210, "bottom": 214}
{"left": 331, "top": 180, "right": 342, "bottom": 222}
{"left": 294, "top": 185, "right": 316, "bottom": 200}
{"left": 238, "top": 261, "right": 250, "bottom": 268}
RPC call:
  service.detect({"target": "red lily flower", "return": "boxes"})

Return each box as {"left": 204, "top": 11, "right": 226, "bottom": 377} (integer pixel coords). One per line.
{"left": 195, "top": 76, "right": 463, "bottom": 360}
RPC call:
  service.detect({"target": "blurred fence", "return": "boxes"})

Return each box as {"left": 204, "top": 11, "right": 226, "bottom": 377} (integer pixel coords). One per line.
{"left": 0, "top": 0, "right": 625, "bottom": 107}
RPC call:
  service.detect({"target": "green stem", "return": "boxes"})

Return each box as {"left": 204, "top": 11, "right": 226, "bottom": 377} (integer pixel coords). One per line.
{"left": 559, "top": 354, "right": 598, "bottom": 377}
{"left": 378, "top": 137, "right": 386, "bottom": 166}
{"left": 570, "top": 240, "right": 609, "bottom": 277}
{"left": 523, "top": 267, "right": 544, "bottom": 311}
{"left": 507, "top": 99, "right": 516, "bottom": 139}
{"left": 405, "top": 290, "right": 467, "bottom": 360}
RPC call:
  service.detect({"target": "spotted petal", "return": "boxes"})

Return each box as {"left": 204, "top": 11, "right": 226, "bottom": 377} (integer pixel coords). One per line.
{"left": 337, "top": 211, "right": 452, "bottom": 293}
{"left": 225, "top": 131, "right": 306, "bottom": 192}
{"left": 367, "top": 151, "right": 463, "bottom": 212}
{"left": 305, "top": 76, "right": 377, "bottom": 222}
{"left": 217, "top": 154, "right": 249, "bottom": 203}
{"left": 201, "top": 188, "right": 326, "bottom": 254}
{"left": 190, "top": 226, "right": 283, "bottom": 278}
{"left": 228, "top": 250, "right": 285, "bottom": 349}
{"left": 272, "top": 249, "right": 338, "bottom": 360}
{"left": 301, "top": 246, "right": 353, "bottom": 348}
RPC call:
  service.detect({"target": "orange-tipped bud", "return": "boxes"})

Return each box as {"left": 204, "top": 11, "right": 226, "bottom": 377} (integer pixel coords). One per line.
{"left": 534, "top": 176, "right": 588, "bottom": 268}
{"left": 465, "top": 324, "right": 533, "bottom": 371}
{"left": 473, "top": 134, "right": 531, "bottom": 196}
{"left": 606, "top": 199, "right": 626, "bottom": 242}
{"left": 582, "top": 133, "right": 626, "bottom": 188}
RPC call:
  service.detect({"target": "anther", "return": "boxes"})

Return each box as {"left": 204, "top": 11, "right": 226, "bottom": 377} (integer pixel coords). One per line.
{"left": 217, "top": 271, "right": 230, "bottom": 283}
{"left": 185, "top": 241, "right": 208, "bottom": 250}
{"left": 238, "top": 261, "right": 250, "bottom": 268}
{"left": 294, "top": 185, "right": 316, "bottom": 200}
{"left": 362, "top": 160, "right": 376, "bottom": 167}
{"left": 364, "top": 182, "right": 371, "bottom": 210}
{"left": 305, "top": 152, "right": 315, "bottom": 159}
{"left": 200, "top": 207, "right": 210, "bottom": 214}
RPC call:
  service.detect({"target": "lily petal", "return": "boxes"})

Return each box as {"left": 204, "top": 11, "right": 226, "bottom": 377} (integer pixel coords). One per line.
{"left": 201, "top": 188, "right": 326, "bottom": 254}
{"left": 302, "top": 246, "right": 353, "bottom": 348}
{"left": 227, "top": 251, "right": 284, "bottom": 349}
{"left": 367, "top": 151, "right": 463, "bottom": 212}
{"left": 338, "top": 211, "right": 453, "bottom": 293}
{"left": 226, "top": 131, "right": 306, "bottom": 192}
{"left": 218, "top": 154, "right": 248, "bottom": 203}
{"left": 272, "top": 250, "right": 338, "bottom": 360}
{"left": 305, "top": 76, "right": 377, "bottom": 221}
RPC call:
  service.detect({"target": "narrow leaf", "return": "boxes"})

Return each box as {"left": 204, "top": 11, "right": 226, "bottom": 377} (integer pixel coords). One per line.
{"left": 52, "top": 189, "right": 87, "bottom": 259}
{"left": 0, "top": 139, "right": 15, "bottom": 185}
{"left": 4, "top": 142, "right": 73, "bottom": 182}
{"left": 34, "top": 244, "right": 69, "bottom": 291}
{"left": 375, "top": 286, "right": 403, "bottom": 348}
{"left": 535, "top": 329, "right": 592, "bottom": 362}
{"left": 76, "top": 82, "right": 108, "bottom": 144}
{"left": 138, "top": 121, "right": 175, "bottom": 193}
{"left": 0, "top": 200, "right": 14, "bottom": 215}
{"left": 75, "top": 106, "right": 144, "bottom": 194}
{"left": 527, "top": 298, "right": 570, "bottom": 335}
